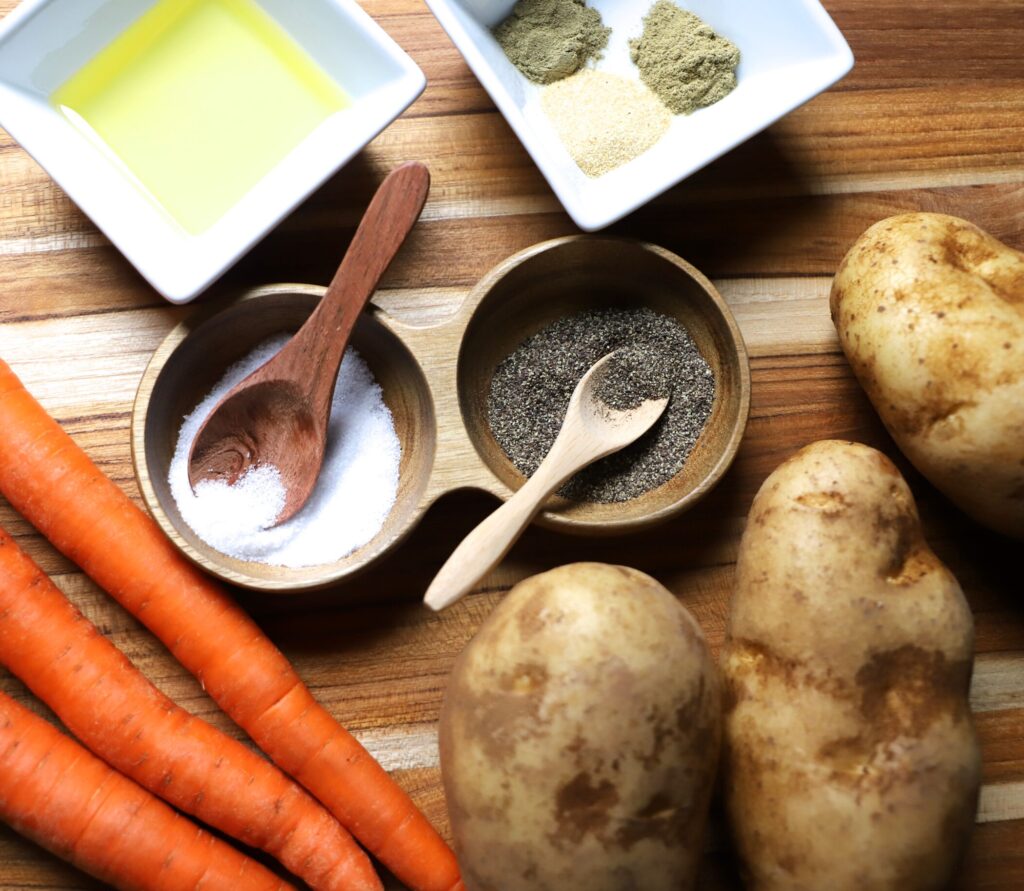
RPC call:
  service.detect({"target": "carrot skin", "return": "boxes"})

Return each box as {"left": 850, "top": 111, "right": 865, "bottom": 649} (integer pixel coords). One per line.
{"left": 0, "top": 690, "right": 294, "bottom": 891}
{"left": 0, "top": 359, "right": 462, "bottom": 891}
{"left": 0, "top": 527, "right": 381, "bottom": 891}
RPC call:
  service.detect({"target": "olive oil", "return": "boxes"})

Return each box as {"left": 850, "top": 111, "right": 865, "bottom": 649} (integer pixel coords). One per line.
{"left": 52, "top": 0, "right": 349, "bottom": 234}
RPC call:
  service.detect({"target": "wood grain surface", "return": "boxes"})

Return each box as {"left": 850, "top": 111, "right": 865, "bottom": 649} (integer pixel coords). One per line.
{"left": 0, "top": 0, "right": 1022, "bottom": 888}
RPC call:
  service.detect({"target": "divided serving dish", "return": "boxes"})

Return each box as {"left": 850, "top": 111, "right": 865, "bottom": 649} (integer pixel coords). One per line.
{"left": 132, "top": 237, "right": 751, "bottom": 592}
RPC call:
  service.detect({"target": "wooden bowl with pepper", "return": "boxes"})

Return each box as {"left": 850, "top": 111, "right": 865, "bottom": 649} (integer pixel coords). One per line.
{"left": 456, "top": 236, "right": 751, "bottom": 534}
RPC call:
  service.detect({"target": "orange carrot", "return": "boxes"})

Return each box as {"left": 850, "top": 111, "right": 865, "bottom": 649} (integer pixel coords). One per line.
{"left": 0, "top": 359, "right": 463, "bottom": 891}
{"left": 0, "top": 689, "right": 294, "bottom": 891}
{"left": 0, "top": 527, "right": 380, "bottom": 891}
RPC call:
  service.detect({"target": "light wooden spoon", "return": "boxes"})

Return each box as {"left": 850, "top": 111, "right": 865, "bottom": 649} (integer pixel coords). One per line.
{"left": 424, "top": 351, "right": 670, "bottom": 611}
{"left": 187, "top": 161, "right": 430, "bottom": 526}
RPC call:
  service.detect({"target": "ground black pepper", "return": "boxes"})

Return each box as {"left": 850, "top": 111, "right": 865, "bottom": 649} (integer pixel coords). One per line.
{"left": 487, "top": 306, "right": 715, "bottom": 502}
{"left": 591, "top": 345, "right": 673, "bottom": 411}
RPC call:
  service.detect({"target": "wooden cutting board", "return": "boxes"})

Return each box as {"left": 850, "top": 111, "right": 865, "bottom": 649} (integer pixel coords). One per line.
{"left": 0, "top": 0, "right": 1021, "bottom": 887}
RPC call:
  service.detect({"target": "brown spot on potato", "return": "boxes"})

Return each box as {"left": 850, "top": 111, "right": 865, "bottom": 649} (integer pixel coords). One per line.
{"left": 940, "top": 229, "right": 1002, "bottom": 276}
{"left": 903, "top": 394, "right": 978, "bottom": 438}
{"left": 515, "top": 586, "right": 553, "bottom": 639}
{"left": 564, "top": 733, "right": 586, "bottom": 761}
{"left": 553, "top": 772, "right": 619, "bottom": 844}
{"left": 727, "top": 638, "right": 845, "bottom": 701}
{"left": 988, "top": 269, "right": 1024, "bottom": 305}
{"left": 887, "top": 547, "right": 940, "bottom": 586}
{"left": 817, "top": 732, "right": 870, "bottom": 773}
{"left": 499, "top": 664, "right": 549, "bottom": 694}
{"left": 856, "top": 645, "right": 970, "bottom": 740}
{"left": 810, "top": 647, "right": 971, "bottom": 803}
{"left": 878, "top": 507, "right": 920, "bottom": 580}
{"left": 452, "top": 672, "right": 546, "bottom": 762}
{"left": 728, "top": 638, "right": 801, "bottom": 687}
{"left": 752, "top": 504, "right": 776, "bottom": 527}
{"left": 795, "top": 490, "right": 849, "bottom": 514}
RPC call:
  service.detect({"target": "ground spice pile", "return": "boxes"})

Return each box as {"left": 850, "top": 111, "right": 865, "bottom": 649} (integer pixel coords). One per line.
{"left": 169, "top": 336, "right": 400, "bottom": 567}
{"left": 495, "top": 0, "right": 742, "bottom": 178}
{"left": 487, "top": 307, "right": 715, "bottom": 502}
{"left": 540, "top": 69, "right": 670, "bottom": 177}
{"left": 494, "top": 0, "right": 610, "bottom": 84}
{"left": 592, "top": 346, "right": 673, "bottom": 411}
{"left": 629, "top": 0, "right": 740, "bottom": 114}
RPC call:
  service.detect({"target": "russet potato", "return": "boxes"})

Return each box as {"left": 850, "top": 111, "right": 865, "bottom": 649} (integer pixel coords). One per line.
{"left": 722, "top": 440, "right": 980, "bottom": 891}
{"left": 830, "top": 212, "right": 1024, "bottom": 539}
{"left": 440, "top": 562, "right": 719, "bottom": 891}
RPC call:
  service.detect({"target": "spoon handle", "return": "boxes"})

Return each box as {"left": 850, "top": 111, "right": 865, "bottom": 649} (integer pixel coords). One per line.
{"left": 423, "top": 456, "right": 574, "bottom": 612}
{"left": 294, "top": 161, "right": 431, "bottom": 399}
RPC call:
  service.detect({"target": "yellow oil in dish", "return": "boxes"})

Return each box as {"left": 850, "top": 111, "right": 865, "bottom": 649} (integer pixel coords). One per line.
{"left": 52, "top": 0, "right": 349, "bottom": 234}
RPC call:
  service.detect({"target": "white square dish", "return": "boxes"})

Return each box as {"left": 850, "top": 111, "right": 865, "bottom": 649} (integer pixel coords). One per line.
{"left": 0, "top": 0, "right": 425, "bottom": 303}
{"left": 424, "top": 0, "right": 854, "bottom": 231}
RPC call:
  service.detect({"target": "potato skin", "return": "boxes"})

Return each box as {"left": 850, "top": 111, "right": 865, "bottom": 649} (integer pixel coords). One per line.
{"left": 830, "top": 212, "right": 1024, "bottom": 539}
{"left": 722, "top": 440, "right": 980, "bottom": 891}
{"left": 440, "top": 562, "right": 720, "bottom": 891}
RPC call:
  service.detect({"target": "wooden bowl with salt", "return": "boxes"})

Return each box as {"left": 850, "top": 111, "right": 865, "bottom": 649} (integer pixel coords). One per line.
{"left": 132, "top": 237, "right": 750, "bottom": 592}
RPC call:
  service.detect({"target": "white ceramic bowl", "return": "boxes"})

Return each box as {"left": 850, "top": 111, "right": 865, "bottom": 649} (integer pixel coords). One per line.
{"left": 0, "top": 0, "right": 425, "bottom": 303}
{"left": 424, "top": 0, "right": 853, "bottom": 231}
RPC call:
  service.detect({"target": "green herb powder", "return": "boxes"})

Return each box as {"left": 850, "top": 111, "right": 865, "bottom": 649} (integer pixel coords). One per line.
{"left": 494, "top": 0, "right": 610, "bottom": 85}
{"left": 629, "top": 1, "right": 740, "bottom": 115}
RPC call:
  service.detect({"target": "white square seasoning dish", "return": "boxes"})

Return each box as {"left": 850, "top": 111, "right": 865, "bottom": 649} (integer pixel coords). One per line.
{"left": 424, "top": 0, "right": 854, "bottom": 231}
{"left": 0, "top": 0, "right": 425, "bottom": 302}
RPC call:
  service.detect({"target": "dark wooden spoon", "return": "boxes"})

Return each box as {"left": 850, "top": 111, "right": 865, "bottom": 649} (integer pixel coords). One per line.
{"left": 187, "top": 161, "right": 430, "bottom": 526}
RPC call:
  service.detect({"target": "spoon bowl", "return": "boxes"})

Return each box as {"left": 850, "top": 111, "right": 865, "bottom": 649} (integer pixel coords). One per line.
{"left": 573, "top": 373, "right": 671, "bottom": 459}
{"left": 188, "top": 381, "right": 322, "bottom": 521}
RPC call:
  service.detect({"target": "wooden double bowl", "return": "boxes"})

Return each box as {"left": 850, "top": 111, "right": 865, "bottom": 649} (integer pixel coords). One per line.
{"left": 133, "top": 237, "right": 751, "bottom": 592}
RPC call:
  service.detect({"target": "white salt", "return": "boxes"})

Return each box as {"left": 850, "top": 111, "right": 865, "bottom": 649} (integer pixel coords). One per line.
{"left": 169, "top": 335, "right": 401, "bottom": 568}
